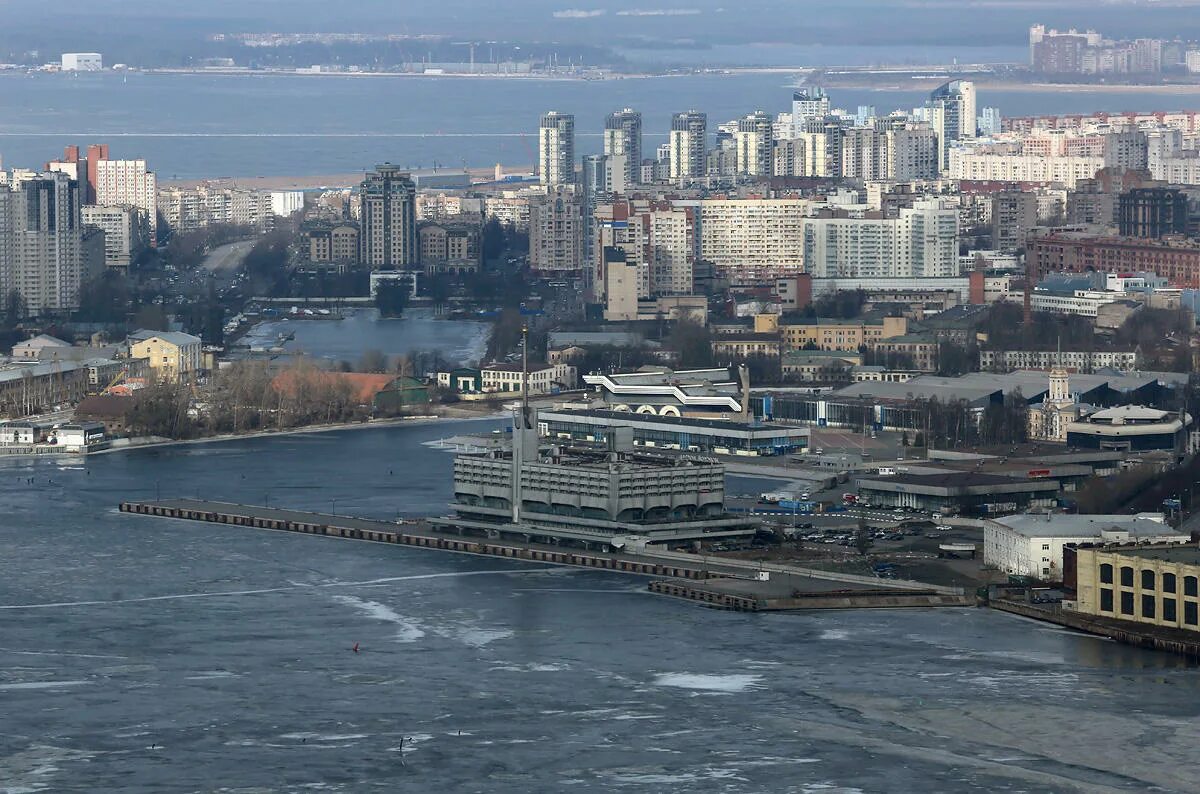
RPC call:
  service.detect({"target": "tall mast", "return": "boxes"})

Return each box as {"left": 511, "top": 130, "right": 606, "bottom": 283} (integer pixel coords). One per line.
{"left": 520, "top": 324, "right": 532, "bottom": 429}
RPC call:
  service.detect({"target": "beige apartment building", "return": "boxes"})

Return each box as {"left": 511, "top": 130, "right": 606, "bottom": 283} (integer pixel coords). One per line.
{"left": 755, "top": 314, "right": 909, "bottom": 351}
{"left": 129, "top": 330, "right": 202, "bottom": 384}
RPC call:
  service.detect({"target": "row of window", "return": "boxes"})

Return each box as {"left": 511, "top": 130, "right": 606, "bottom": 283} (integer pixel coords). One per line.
{"left": 1099, "top": 588, "right": 1199, "bottom": 625}
{"left": 1099, "top": 563, "right": 1199, "bottom": 595}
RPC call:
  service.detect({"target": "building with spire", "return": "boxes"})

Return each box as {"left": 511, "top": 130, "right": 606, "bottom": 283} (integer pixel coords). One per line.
{"left": 1028, "top": 367, "right": 1084, "bottom": 442}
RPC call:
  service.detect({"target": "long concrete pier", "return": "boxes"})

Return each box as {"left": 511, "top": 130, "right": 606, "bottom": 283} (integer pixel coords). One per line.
{"left": 118, "top": 499, "right": 972, "bottom": 610}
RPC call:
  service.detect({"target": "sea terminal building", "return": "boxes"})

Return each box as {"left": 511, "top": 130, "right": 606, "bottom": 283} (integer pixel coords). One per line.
{"left": 433, "top": 426, "right": 756, "bottom": 547}
{"left": 537, "top": 408, "right": 809, "bottom": 456}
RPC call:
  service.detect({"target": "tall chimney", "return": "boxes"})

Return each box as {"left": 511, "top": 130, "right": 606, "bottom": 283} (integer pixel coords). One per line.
{"left": 739, "top": 364, "right": 751, "bottom": 423}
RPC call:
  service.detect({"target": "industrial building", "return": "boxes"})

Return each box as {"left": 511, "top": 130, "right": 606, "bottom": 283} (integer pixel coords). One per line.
{"left": 857, "top": 472, "right": 1061, "bottom": 516}
{"left": 984, "top": 514, "right": 1187, "bottom": 582}
{"left": 1071, "top": 544, "right": 1200, "bottom": 630}
{"left": 537, "top": 408, "right": 809, "bottom": 457}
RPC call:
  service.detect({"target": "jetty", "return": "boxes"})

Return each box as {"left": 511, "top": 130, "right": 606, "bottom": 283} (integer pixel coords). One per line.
{"left": 119, "top": 498, "right": 972, "bottom": 611}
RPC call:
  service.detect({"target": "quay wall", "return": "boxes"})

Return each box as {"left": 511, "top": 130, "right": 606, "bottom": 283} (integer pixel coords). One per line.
{"left": 648, "top": 581, "right": 973, "bottom": 611}
{"left": 118, "top": 501, "right": 714, "bottom": 581}
{"left": 991, "top": 598, "right": 1200, "bottom": 660}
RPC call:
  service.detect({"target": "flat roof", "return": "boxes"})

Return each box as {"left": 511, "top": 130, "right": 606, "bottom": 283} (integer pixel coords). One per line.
{"left": 1107, "top": 545, "right": 1200, "bottom": 564}
{"left": 991, "top": 514, "right": 1180, "bottom": 538}
{"left": 539, "top": 408, "right": 808, "bottom": 436}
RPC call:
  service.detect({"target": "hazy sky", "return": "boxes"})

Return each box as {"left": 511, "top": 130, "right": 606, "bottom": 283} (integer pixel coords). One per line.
{"left": 2, "top": 1, "right": 1195, "bottom": 55}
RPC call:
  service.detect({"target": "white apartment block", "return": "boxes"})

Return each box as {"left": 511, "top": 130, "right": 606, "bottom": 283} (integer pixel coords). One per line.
{"left": 270, "top": 191, "right": 304, "bottom": 217}
{"left": 734, "top": 111, "right": 774, "bottom": 177}
{"left": 81, "top": 204, "right": 138, "bottom": 271}
{"left": 948, "top": 149, "right": 1104, "bottom": 188}
{"left": 485, "top": 192, "right": 532, "bottom": 230}
{"left": 481, "top": 362, "right": 577, "bottom": 395}
{"left": 1029, "top": 289, "right": 1125, "bottom": 317}
{"left": 980, "top": 348, "right": 1139, "bottom": 373}
{"left": 539, "top": 111, "right": 575, "bottom": 188}
{"left": 691, "top": 199, "right": 809, "bottom": 279}
{"left": 95, "top": 159, "right": 157, "bottom": 242}
{"left": 158, "top": 186, "right": 276, "bottom": 234}
{"left": 802, "top": 198, "right": 959, "bottom": 279}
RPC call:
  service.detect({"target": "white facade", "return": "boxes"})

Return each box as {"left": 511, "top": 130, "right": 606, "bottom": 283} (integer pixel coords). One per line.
{"left": 802, "top": 198, "right": 959, "bottom": 279}
{"left": 270, "top": 191, "right": 304, "bottom": 217}
{"left": 481, "top": 363, "right": 577, "bottom": 395}
{"left": 538, "top": 111, "right": 575, "bottom": 188}
{"left": 95, "top": 159, "right": 157, "bottom": 242}
{"left": 603, "top": 108, "right": 642, "bottom": 188}
{"left": 61, "top": 53, "right": 102, "bottom": 71}
{"left": 692, "top": 199, "right": 809, "bottom": 278}
{"left": 984, "top": 514, "right": 1185, "bottom": 582}
{"left": 1029, "top": 289, "right": 1124, "bottom": 317}
{"left": 734, "top": 111, "right": 774, "bottom": 177}
{"left": 980, "top": 348, "right": 1139, "bottom": 373}
{"left": 948, "top": 149, "right": 1104, "bottom": 188}
{"left": 81, "top": 204, "right": 138, "bottom": 270}
{"left": 669, "top": 111, "right": 707, "bottom": 180}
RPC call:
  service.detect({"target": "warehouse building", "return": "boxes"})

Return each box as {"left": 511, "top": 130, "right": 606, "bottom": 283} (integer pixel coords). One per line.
{"left": 984, "top": 514, "right": 1187, "bottom": 582}
{"left": 537, "top": 408, "right": 809, "bottom": 456}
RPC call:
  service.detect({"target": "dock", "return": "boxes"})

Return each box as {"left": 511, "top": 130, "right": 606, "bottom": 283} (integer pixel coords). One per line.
{"left": 118, "top": 499, "right": 972, "bottom": 610}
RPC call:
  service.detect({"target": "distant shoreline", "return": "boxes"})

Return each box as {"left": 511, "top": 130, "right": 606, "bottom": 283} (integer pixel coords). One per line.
{"left": 90, "top": 411, "right": 506, "bottom": 457}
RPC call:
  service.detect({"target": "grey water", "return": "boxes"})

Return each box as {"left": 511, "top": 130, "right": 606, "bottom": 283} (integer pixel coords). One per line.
{"left": 239, "top": 308, "right": 490, "bottom": 368}
{"left": 2, "top": 418, "right": 1200, "bottom": 792}
{"left": 4, "top": 72, "right": 1200, "bottom": 179}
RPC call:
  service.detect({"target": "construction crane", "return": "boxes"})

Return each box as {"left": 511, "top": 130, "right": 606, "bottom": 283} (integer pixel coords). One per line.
{"left": 98, "top": 367, "right": 128, "bottom": 396}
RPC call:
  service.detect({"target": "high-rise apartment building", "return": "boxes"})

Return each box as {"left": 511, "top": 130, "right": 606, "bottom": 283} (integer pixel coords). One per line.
{"left": 802, "top": 199, "right": 959, "bottom": 279}
{"left": 773, "top": 138, "right": 807, "bottom": 177}
{"left": 881, "top": 123, "right": 939, "bottom": 180}
{"left": 991, "top": 191, "right": 1039, "bottom": 254}
{"left": 358, "top": 164, "right": 417, "bottom": 269}
{"left": 734, "top": 111, "right": 774, "bottom": 177}
{"left": 539, "top": 111, "right": 576, "bottom": 188}
{"left": 529, "top": 187, "right": 583, "bottom": 275}
{"left": 690, "top": 199, "right": 809, "bottom": 279}
{"left": 603, "top": 108, "right": 642, "bottom": 189}
{"left": 1, "top": 173, "right": 102, "bottom": 316}
{"left": 1118, "top": 188, "right": 1190, "bottom": 238}
{"left": 929, "top": 80, "right": 976, "bottom": 172}
{"left": 590, "top": 200, "right": 696, "bottom": 301}
{"left": 81, "top": 204, "right": 138, "bottom": 271}
{"left": 94, "top": 158, "right": 158, "bottom": 243}
{"left": 791, "top": 87, "right": 830, "bottom": 136}
{"left": 669, "top": 111, "right": 707, "bottom": 181}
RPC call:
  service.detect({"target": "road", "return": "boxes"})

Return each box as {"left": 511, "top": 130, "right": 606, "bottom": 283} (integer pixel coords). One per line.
{"left": 201, "top": 239, "right": 256, "bottom": 272}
